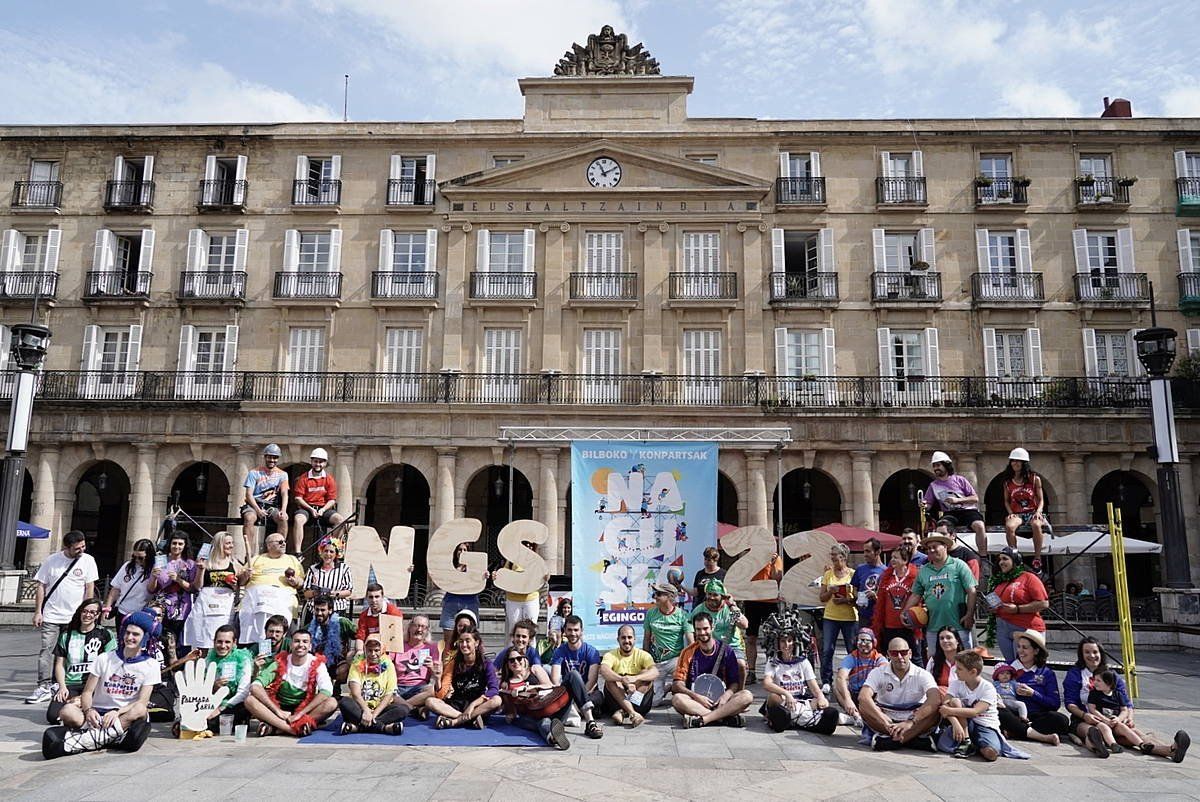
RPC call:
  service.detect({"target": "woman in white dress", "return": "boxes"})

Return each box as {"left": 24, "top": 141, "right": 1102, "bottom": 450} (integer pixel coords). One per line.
{"left": 183, "top": 533, "right": 243, "bottom": 651}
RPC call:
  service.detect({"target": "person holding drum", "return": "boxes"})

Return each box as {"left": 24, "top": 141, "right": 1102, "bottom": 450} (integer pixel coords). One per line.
{"left": 671, "top": 611, "right": 754, "bottom": 728}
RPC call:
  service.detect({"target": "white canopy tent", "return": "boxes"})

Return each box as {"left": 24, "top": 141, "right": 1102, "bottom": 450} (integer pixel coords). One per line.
{"left": 965, "top": 530, "right": 1162, "bottom": 556}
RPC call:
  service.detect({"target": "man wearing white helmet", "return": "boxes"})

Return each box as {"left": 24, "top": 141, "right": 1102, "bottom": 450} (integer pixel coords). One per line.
{"left": 1002, "top": 447, "right": 1047, "bottom": 572}
{"left": 240, "top": 444, "right": 290, "bottom": 558}
{"left": 292, "top": 448, "right": 344, "bottom": 556}
{"left": 921, "top": 451, "right": 988, "bottom": 563}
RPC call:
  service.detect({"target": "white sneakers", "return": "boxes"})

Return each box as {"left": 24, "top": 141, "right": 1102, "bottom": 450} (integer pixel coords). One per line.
{"left": 25, "top": 683, "right": 56, "bottom": 704}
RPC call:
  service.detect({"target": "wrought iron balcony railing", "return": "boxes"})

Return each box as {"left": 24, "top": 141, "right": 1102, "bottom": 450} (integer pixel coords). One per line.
{"left": 775, "top": 177, "right": 826, "bottom": 205}
{"left": 84, "top": 270, "right": 152, "bottom": 298}
{"left": 769, "top": 272, "right": 838, "bottom": 302}
{"left": 371, "top": 271, "right": 439, "bottom": 299}
{"left": 1177, "top": 177, "right": 1200, "bottom": 207}
{"left": 668, "top": 272, "right": 738, "bottom": 300}
{"left": 876, "top": 177, "right": 927, "bottom": 204}
{"left": 871, "top": 271, "right": 941, "bottom": 302}
{"left": 970, "top": 272, "right": 1044, "bottom": 303}
{"left": 974, "top": 177, "right": 1028, "bottom": 205}
{"left": 198, "top": 180, "right": 248, "bottom": 208}
{"left": 0, "top": 271, "right": 58, "bottom": 300}
{"left": 292, "top": 179, "right": 341, "bottom": 205}
{"left": 273, "top": 271, "right": 342, "bottom": 299}
{"left": 386, "top": 179, "right": 436, "bottom": 206}
{"left": 104, "top": 180, "right": 154, "bottom": 210}
{"left": 179, "top": 271, "right": 247, "bottom": 300}
{"left": 1075, "top": 177, "right": 1132, "bottom": 205}
{"left": 1073, "top": 272, "right": 1149, "bottom": 303}
{"left": 12, "top": 181, "right": 62, "bottom": 208}
{"left": 470, "top": 272, "right": 536, "bottom": 299}
{"left": 1179, "top": 272, "right": 1200, "bottom": 302}
{"left": 568, "top": 272, "right": 638, "bottom": 300}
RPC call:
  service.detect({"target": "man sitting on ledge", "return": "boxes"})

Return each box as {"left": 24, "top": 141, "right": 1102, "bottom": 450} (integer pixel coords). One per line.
{"left": 245, "top": 630, "right": 337, "bottom": 737}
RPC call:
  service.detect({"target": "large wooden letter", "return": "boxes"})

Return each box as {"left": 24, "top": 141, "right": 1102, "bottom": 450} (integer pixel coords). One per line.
{"left": 427, "top": 518, "right": 487, "bottom": 594}
{"left": 720, "top": 525, "right": 778, "bottom": 601}
{"left": 344, "top": 525, "right": 415, "bottom": 598}
{"left": 778, "top": 529, "right": 838, "bottom": 606}
{"left": 494, "top": 520, "right": 549, "bottom": 595}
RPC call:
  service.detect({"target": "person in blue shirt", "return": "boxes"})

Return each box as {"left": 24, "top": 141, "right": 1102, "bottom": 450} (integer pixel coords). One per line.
{"left": 549, "top": 614, "right": 604, "bottom": 739}
{"left": 491, "top": 619, "right": 548, "bottom": 679}
{"left": 851, "top": 538, "right": 886, "bottom": 627}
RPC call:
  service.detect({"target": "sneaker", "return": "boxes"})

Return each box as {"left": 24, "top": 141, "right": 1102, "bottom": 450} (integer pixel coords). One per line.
{"left": 746, "top": 671, "right": 757, "bottom": 686}
{"left": 820, "top": 683, "right": 831, "bottom": 695}
{"left": 952, "top": 742, "right": 973, "bottom": 759}
{"left": 25, "top": 684, "right": 53, "bottom": 704}
{"left": 1173, "top": 730, "right": 1190, "bottom": 763}
{"left": 682, "top": 714, "right": 704, "bottom": 729}
{"left": 871, "top": 734, "right": 902, "bottom": 751}
{"left": 584, "top": 720, "right": 604, "bottom": 739}
{"left": 547, "top": 718, "right": 570, "bottom": 751}
{"left": 1086, "top": 725, "right": 1110, "bottom": 758}
{"left": 911, "top": 735, "right": 937, "bottom": 753}
{"left": 725, "top": 714, "right": 746, "bottom": 729}
{"left": 1107, "top": 742, "right": 1123, "bottom": 754}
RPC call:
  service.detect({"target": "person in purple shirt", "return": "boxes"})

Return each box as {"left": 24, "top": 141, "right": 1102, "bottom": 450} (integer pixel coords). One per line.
{"left": 995, "top": 629, "right": 1069, "bottom": 745}
{"left": 671, "top": 612, "right": 754, "bottom": 728}
{"left": 923, "top": 451, "right": 988, "bottom": 561}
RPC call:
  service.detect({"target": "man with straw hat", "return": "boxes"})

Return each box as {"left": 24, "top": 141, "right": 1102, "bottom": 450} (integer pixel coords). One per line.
{"left": 902, "top": 532, "right": 978, "bottom": 654}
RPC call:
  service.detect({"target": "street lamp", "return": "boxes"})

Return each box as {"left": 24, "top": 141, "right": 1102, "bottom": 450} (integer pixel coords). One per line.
{"left": 0, "top": 323, "right": 51, "bottom": 570}
{"left": 1133, "top": 325, "right": 1193, "bottom": 589}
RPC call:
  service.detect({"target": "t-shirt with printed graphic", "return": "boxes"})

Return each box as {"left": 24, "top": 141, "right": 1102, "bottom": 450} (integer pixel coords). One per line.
{"left": 912, "top": 557, "right": 977, "bottom": 633}
{"left": 764, "top": 656, "right": 817, "bottom": 699}
{"left": 54, "top": 627, "right": 116, "bottom": 689}
{"left": 551, "top": 641, "right": 601, "bottom": 677}
{"left": 644, "top": 605, "right": 693, "bottom": 661}
{"left": 690, "top": 603, "right": 744, "bottom": 650}
{"left": 923, "top": 475, "right": 979, "bottom": 513}
{"left": 243, "top": 467, "right": 288, "bottom": 507}
{"left": 348, "top": 657, "right": 398, "bottom": 711}
{"left": 89, "top": 651, "right": 162, "bottom": 710}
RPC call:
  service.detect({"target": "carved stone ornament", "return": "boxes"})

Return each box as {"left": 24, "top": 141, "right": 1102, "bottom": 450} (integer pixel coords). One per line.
{"left": 554, "top": 25, "right": 660, "bottom": 76}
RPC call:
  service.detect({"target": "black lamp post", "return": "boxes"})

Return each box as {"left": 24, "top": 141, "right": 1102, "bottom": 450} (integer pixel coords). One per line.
{"left": 1133, "top": 325, "right": 1193, "bottom": 589}
{"left": 0, "top": 323, "right": 52, "bottom": 570}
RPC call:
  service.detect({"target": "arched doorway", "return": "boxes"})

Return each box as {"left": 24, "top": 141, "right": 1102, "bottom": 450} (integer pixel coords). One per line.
{"left": 169, "top": 462, "right": 231, "bottom": 552}
{"left": 14, "top": 469, "right": 32, "bottom": 569}
{"left": 717, "top": 472, "right": 739, "bottom": 528}
{"left": 365, "top": 464, "right": 432, "bottom": 586}
{"left": 773, "top": 468, "right": 841, "bottom": 536}
{"left": 878, "top": 469, "right": 932, "bottom": 535}
{"left": 463, "top": 465, "right": 533, "bottom": 571}
{"left": 71, "top": 461, "right": 130, "bottom": 577}
{"left": 1092, "top": 471, "right": 1158, "bottom": 594}
{"left": 983, "top": 470, "right": 1055, "bottom": 526}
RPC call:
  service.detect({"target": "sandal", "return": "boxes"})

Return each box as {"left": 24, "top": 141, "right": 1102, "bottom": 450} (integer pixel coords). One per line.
{"left": 382, "top": 721, "right": 404, "bottom": 736}
{"left": 298, "top": 722, "right": 314, "bottom": 737}
{"left": 339, "top": 722, "right": 358, "bottom": 736}
{"left": 584, "top": 720, "right": 604, "bottom": 740}
{"left": 257, "top": 722, "right": 274, "bottom": 738}
{"left": 435, "top": 716, "right": 453, "bottom": 730}
{"left": 469, "top": 716, "right": 485, "bottom": 730}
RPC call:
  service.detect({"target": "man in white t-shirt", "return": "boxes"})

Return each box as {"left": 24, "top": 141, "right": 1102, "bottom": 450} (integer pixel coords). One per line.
{"left": 29, "top": 531, "right": 99, "bottom": 704}
{"left": 858, "top": 636, "right": 940, "bottom": 751}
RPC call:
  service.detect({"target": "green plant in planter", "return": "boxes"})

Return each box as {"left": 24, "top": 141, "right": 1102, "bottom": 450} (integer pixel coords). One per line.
{"left": 1174, "top": 353, "right": 1200, "bottom": 380}
{"left": 974, "top": 175, "right": 994, "bottom": 187}
{"left": 1117, "top": 176, "right": 1138, "bottom": 187}
{"left": 1013, "top": 176, "right": 1032, "bottom": 187}
{"left": 1075, "top": 174, "right": 1096, "bottom": 186}
{"left": 910, "top": 260, "right": 930, "bottom": 271}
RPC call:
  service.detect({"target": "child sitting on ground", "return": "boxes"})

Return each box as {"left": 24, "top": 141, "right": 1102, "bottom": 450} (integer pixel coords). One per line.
{"left": 991, "top": 664, "right": 1027, "bottom": 721}
{"left": 939, "top": 651, "right": 1003, "bottom": 761}
{"left": 1087, "top": 669, "right": 1140, "bottom": 753}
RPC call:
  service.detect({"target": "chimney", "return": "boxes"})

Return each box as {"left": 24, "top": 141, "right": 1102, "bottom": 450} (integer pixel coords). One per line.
{"left": 1101, "top": 97, "right": 1132, "bottom": 118}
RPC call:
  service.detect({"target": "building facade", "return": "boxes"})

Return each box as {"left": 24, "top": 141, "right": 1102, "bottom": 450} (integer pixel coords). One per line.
{"left": 3, "top": 32, "right": 1200, "bottom": 595}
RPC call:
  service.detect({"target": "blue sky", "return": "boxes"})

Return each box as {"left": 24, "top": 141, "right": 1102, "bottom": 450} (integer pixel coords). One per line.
{"left": 2, "top": 0, "right": 1198, "bottom": 124}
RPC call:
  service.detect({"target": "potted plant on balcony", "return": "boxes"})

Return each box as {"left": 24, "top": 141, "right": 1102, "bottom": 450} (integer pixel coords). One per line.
{"left": 1013, "top": 176, "right": 1032, "bottom": 188}
{"left": 974, "top": 175, "right": 993, "bottom": 187}
{"left": 1117, "top": 177, "right": 1138, "bottom": 187}
{"left": 910, "top": 260, "right": 930, "bottom": 271}
{"left": 1172, "top": 353, "right": 1200, "bottom": 410}
{"left": 1075, "top": 174, "right": 1096, "bottom": 186}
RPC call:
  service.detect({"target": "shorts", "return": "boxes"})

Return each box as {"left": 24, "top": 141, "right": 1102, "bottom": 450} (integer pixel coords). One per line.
{"left": 240, "top": 503, "right": 283, "bottom": 523}
{"left": 443, "top": 696, "right": 473, "bottom": 713}
{"left": 969, "top": 721, "right": 1003, "bottom": 753}
{"left": 294, "top": 507, "right": 338, "bottom": 526}
{"left": 398, "top": 683, "right": 431, "bottom": 700}
{"left": 440, "top": 594, "right": 480, "bottom": 631}
{"left": 743, "top": 601, "right": 777, "bottom": 637}
{"left": 938, "top": 509, "right": 984, "bottom": 529}
{"left": 732, "top": 645, "right": 746, "bottom": 661}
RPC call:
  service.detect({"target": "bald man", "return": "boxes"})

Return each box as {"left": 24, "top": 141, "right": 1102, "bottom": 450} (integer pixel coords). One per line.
{"left": 857, "top": 637, "right": 940, "bottom": 751}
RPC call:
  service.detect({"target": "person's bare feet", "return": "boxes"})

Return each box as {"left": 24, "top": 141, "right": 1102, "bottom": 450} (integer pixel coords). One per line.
{"left": 611, "top": 711, "right": 625, "bottom": 725}
{"left": 628, "top": 712, "right": 645, "bottom": 728}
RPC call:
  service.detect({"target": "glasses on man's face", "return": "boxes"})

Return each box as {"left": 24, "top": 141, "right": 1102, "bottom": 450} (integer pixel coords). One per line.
{"left": 888, "top": 649, "right": 911, "bottom": 658}
{"left": 268, "top": 540, "right": 284, "bottom": 547}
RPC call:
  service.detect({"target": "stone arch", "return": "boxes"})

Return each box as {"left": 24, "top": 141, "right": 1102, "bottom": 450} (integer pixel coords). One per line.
{"left": 365, "top": 463, "right": 434, "bottom": 581}
{"left": 717, "top": 470, "right": 740, "bottom": 526}
{"left": 70, "top": 460, "right": 131, "bottom": 576}
{"left": 13, "top": 469, "right": 33, "bottom": 570}
{"left": 1091, "top": 470, "right": 1160, "bottom": 595}
{"left": 463, "top": 464, "right": 534, "bottom": 570}
{"left": 772, "top": 467, "right": 842, "bottom": 536}
{"left": 982, "top": 468, "right": 1056, "bottom": 526}
{"left": 877, "top": 469, "right": 933, "bottom": 535}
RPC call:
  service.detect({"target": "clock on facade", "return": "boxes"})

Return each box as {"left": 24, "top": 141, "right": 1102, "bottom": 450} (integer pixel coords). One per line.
{"left": 586, "top": 157, "right": 622, "bottom": 187}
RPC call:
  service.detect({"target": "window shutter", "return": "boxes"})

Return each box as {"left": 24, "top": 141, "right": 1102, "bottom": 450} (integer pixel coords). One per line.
{"left": 202, "top": 156, "right": 217, "bottom": 204}
{"left": 43, "top": 228, "right": 61, "bottom": 273}
{"left": 872, "top": 228, "right": 887, "bottom": 271}
{"left": 1016, "top": 229, "right": 1032, "bottom": 272}
{"left": 113, "top": 155, "right": 125, "bottom": 181}
{"left": 1082, "top": 329, "right": 1099, "bottom": 377}
{"left": 141, "top": 155, "right": 154, "bottom": 182}
{"left": 233, "top": 228, "right": 248, "bottom": 272}
{"left": 982, "top": 327, "right": 998, "bottom": 377}
{"left": 295, "top": 155, "right": 308, "bottom": 181}
{"left": 1177, "top": 151, "right": 1190, "bottom": 179}
{"left": 1025, "top": 328, "right": 1043, "bottom": 377}
{"left": 1072, "top": 229, "right": 1090, "bottom": 273}
{"left": 329, "top": 155, "right": 342, "bottom": 181}
{"left": 879, "top": 151, "right": 891, "bottom": 177}
{"left": 876, "top": 327, "right": 893, "bottom": 377}
{"left": 477, "top": 229, "right": 490, "bottom": 272}
{"left": 139, "top": 228, "right": 155, "bottom": 273}
{"left": 818, "top": 227, "right": 835, "bottom": 271}
{"left": 178, "top": 325, "right": 197, "bottom": 372}
{"left": 1187, "top": 329, "right": 1200, "bottom": 356}
{"left": 328, "top": 229, "right": 342, "bottom": 273}
{"left": 0, "top": 230, "right": 21, "bottom": 273}
{"left": 809, "top": 151, "right": 821, "bottom": 177}
{"left": 523, "top": 228, "right": 535, "bottom": 272}
{"left": 378, "top": 229, "right": 394, "bottom": 272}
{"left": 1180, "top": 229, "right": 1194, "bottom": 272}
{"left": 283, "top": 229, "right": 299, "bottom": 272}
{"left": 0, "top": 326, "right": 9, "bottom": 372}
{"left": 821, "top": 327, "right": 836, "bottom": 376}
{"left": 425, "top": 154, "right": 436, "bottom": 182}
{"left": 779, "top": 152, "right": 790, "bottom": 178}
{"left": 389, "top": 155, "right": 403, "bottom": 180}
{"left": 93, "top": 229, "right": 115, "bottom": 271}
{"left": 81, "top": 325, "right": 101, "bottom": 371}
{"left": 234, "top": 155, "right": 248, "bottom": 181}
{"left": 912, "top": 150, "right": 924, "bottom": 177}
{"left": 773, "top": 327, "right": 789, "bottom": 376}
{"left": 770, "top": 228, "right": 785, "bottom": 272}
{"left": 186, "top": 229, "right": 207, "bottom": 272}
{"left": 425, "top": 228, "right": 438, "bottom": 270}
{"left": 1117, "top": 228, "right": 1135, "bottom": 273}
{"left": 126, "top": 324, "right": 143, "bottom": 372}
{"left": 975, "top": 229, "right": 990, "bottom": 272}
{"left": 923, "top": 327, "right": 940, "bottom": 378}
{"left": 223, "top": 325, "right": 239, "bottom": 372}
{"left": 918, "top": 228, "right": 936, "bottom": 269}
{"left": 233, "top": 156, "right": 248, "bottom": 204}
{"left": 1128, "top": 329, "right": 1145, "bottom": 376}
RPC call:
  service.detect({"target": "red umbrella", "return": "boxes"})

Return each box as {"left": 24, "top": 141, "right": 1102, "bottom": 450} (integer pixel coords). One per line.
{"left": 808, "top": 522, "right": 900, "bottom": 551}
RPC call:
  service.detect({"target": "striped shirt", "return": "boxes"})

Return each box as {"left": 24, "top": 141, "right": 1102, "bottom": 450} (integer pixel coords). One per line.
{"left": 303, "top": 563, "right": 354, "bottom": 614}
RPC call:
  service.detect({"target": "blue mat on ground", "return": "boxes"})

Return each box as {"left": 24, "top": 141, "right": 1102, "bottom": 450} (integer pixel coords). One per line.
{"left": 298, "top": 715, "right": 546, "bottom": 747}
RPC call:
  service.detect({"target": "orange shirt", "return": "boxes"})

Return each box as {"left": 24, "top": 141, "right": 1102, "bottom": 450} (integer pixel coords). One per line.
{"left": 748, "top": 556, "right": 784, "bottom": 602}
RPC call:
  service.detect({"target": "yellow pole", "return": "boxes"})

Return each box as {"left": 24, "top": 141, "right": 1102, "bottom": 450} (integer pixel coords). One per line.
{"left": 1107, "top": 502, "right": 1139, "bottom": 699}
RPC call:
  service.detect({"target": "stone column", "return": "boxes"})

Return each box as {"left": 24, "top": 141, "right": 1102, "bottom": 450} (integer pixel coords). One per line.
{"left": 126, "top": 443, "right": 158, "bottom": 557}
{"left": 1062, "top": 454, "right": 1088, "bottom": 524}
{"left": 233, "top": 446, "right": 256, "bottom": 516}
{"left": 26, "top": 446, "right": 61, "bottom": 568}
{"left": 850, "top": 450, "right": 876, "bottom": 530}
{"left": 335, "top": 447, "right": 356, "bottom": 517}
{"left": 439, "top": 227, "right": 467, "bottom": 371}
{"left": 741, "top": 225, "right": 765, "bottom": 373}
{"left": 957, "top": 453, "right": 979, "bottom": 494}
{"left": 1177, "top": 455, "right": 1200, "bottom": 586}
{"left": 540, "top": 227, "right": 565, "bottom": 372}
{"left": 434, "top": 448, "right": 457, "bottom": 529}
{"left": 642, "top": 224, "right": 668, "bottom": 373}
{"left": 538, "top": 448, "right": 560, "bottom": 572}
{"left": 745, "top": 451, "right": 769, "bottom": 528}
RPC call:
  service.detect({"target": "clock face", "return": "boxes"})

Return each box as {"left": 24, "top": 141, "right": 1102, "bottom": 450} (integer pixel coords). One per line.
{"left": 586, "top": 157, "right": 622, "bottom": 188}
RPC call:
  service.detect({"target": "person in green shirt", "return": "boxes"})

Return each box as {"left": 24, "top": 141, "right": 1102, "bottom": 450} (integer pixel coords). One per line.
{"left": 203, "top": 624, "right": 254, "bottom": 732}
{"left": 903, "top": 533, "right": 978, "bottom": 656}
{"left": 48, "top": 598, "right": 115, "bottom": 724}
{"left": 690, "top": 579, "right": 748, "bottom": 688}
{"left": 643, "top": 582, "right": 694, "bottom": 705}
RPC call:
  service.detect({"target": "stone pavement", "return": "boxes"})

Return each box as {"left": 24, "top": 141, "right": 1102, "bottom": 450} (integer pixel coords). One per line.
{"left": 0, "top": 628, "right": 1198, "bottom": 801}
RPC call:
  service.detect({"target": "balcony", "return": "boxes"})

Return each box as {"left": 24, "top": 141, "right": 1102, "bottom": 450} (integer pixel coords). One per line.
{"left": 0, "top": 271, "right": 58, "bottom": 302}
{"left": 568, "top": 272, "right": 638, "bottom": 301}
{"left": 1178, "top": 177, "right": 1200, "bottom": 217}
{"left": 13, "top": 370, "right": 1170, "bottom": 411}
{"left": 198, "top": 180, "right": 248, "bottom": 211}
{"left": 386, "top": 179, "right": 436, "bottom": 206}
{"left": 292, "top": 179, "right": 341, "bottom": 206}
{"left": 974, "top": 178, "right": 1029, "bottom": 207}
{"left": 12, "top": 181, "right": 62, "bottom": 210}
{"left": 273, "top": 271, "right": 342, "bottom": 299}
{"left": 775, "top": 177, "right": 826, "bottom": 205}
{"left": 876, "top": 177, "right": 927, "bottom": 205}
{"left": 469, "top": 272, "right": 536, "bottom": 300}
{"left": 104, "top": 180, "right": 154, "bottom": 211}
{"left": 1073, "top": 273, "right": 1150, "bottom": 304}
{"left": 668, "top": 272, "right": 738, "bottom": 300}
{"left": 769, "top": 272, "right": 838, "bottom": 303}
{"left": 871, "top": 271, "right": 941, "bottom": 302}
{"left": 970, "top": 272, "right": 1045, "bottom": 304}
{"left": 371, "top": 271, "right": 439, "bottom": 300}
{"left": 1075, "top": 177, "right": 1132, "bottom": 207}
{"left": 83, "top": 270, "right": 152, "bottom": 301}
{"left": 178, "top": 271, "right": 247, "bottom": 303}
{"left": 1179, "top": 273, "right": 1200, "bottom": 316}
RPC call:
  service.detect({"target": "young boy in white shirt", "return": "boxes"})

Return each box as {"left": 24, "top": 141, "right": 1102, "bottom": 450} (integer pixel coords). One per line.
{"left": 939, "top": 650, "right": 1002, "bottom": 761}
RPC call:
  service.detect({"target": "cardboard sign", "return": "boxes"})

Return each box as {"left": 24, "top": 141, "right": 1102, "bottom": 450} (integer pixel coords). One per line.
{"left": 720, "top": 525, "right": 779, "bottom": 601}
{"left": 378, "top": 613, "right": 405, "bottom": 653}
{"left": 493, "top": 520, "right": 550, "bottom": 595}
{"left": 344, "top": 525, "right": 415, "bottom": 598}
{"left": 778, "top": 529, "right": 839, "bottom": 607}
{"left": 426, "top": 519, "right": 487, "bottom": 595}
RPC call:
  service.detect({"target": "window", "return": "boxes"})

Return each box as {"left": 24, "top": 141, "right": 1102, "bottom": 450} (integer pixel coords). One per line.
{"left": 778, "top": 152, "right": 823, "bottom": 203}
{"left": 986, "top": 232, "right": 1017, "bottom": 272}
{"left": 582, "top": 328, "right": 623, "bottom": 403}
{"left": 1073, "top": 228, "right": 1134, "bottom": 300}
{"left": 983, "top": 328, "right": 1042, "bottom": 399}
{"left": 878, "top": 151, "right": 925, "bottom": 203}
{"left": 388, "top": 155, "right": 436, "bottom": 204}
{"left": 884, "top": 233, "right": 918, "bottom": 271}
{"left": 889, "top": 331, "right": 924, "bottom": 378}
{"left": 474, "top": 230, "right": 535, "bottom": 298}
{"left": 489, "top": 232, "right": 526, "bottom": 273}
{"left": 100, "top": 330, "right": 131, "bottom": 374}
{"left": 584, "top": 232, "right": 623, "bottom": 273}
{"left": 298, "top": 232, "right": 332, "bottom": 272}
{"left": 29, "top": 160, "right": 60, "bottom": 183}
{"left": 205, "top": 234, "right": 238, "bottom": 272}
{"left": 682, "top": 329, "right": 722, "bottom": 403}
{"left": 682, "top": 232, "right": 720, "bottom": 272}
{"left": 202, "top": 155, "right": 247, "bottom": 205}
{"left": 1084, "top": 330, "right": 1133, "bottom": 377}
{"left": 774, "top": 328, "right": 836, "bottom": 402}
{"left": 994, "top": 331, "right": 1026, "bottom": 377}
{"left": 883, "top": 151, "right": 922, "bottom": 177}
{"left": 382, "top": 328, "right": 425, "bottom": 401}
{"left": 482, "top": 328, "right": 523, "bottom": 402}
{"left": 877, "top": 327, "right": 939, "bottom": 399}
{"left": 776, "top": 329, "right": 821, "bottom": 376}
{"left": 978, "top": 153, "right": 1014, "bottom": 203}
{"left": 295, "top": 156, "right": 341, "bottom": 204}
{"left": 109, "top": 155, "right": 154, "bottom": 206}
{"left": 80, "top": 324, "right": 141, "bottom": 398}
{"left": 1180, "top": 230, "right": 1200, "bottom": 273}
{"left": 285, "top": 328, "right": 326, "bottom": 400}
{"left": 176, "top": 324, "right": 238, "bottom": 399}
{"left": 392, "top": 232, "right": 428, "bottom": 273}
{"left": 978, "top": 154, "right": 1012, "bottom": 179}
{"left": 491, "top": 155, "right": 523, "bottom": 168}
{"left": 1086, "top": 232, "right": 1118, "bottom": 272}
{"left": 781, "top": 152, "right": 818, "bottom": 178}
{"left": 770, "top": 229, "right": 834, "bottom": 299}
{"left": 1078, "top": 153, "right": 1112, "bottom": 179}
{"left": 1, "top": 229, "right": 60, "bottom": 295}
{"left": 91, "top": 229, "right": 154, "bottom": 295}
{"left": 1077, "top": 153, "right": 1114, "bottom": 204}
{"left": 687, "top": 154, "right": 718, "bottom": 165}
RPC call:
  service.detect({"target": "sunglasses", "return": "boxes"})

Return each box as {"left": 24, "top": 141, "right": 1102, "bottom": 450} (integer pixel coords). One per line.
{"left": 507, "top": 655, "right": 527, "bottom": 663}
{"left": 888, "top": 649, "right": 912, "bottom": 657}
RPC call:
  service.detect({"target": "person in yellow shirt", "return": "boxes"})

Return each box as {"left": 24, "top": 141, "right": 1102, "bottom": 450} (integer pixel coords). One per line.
{"left": 338, "top": 634, "right": 406, "bottom": 735}
{"left": 238, "top": 534, "right": 304, "bottom": 646}
{"left": 818, "top": 543, "right": 858, "bottom": 691}
{"left": 503, "top": 543, "right": 550, "bottom": 637}
{"left": 592, "top": 625, "right": 658, "bottom": 727}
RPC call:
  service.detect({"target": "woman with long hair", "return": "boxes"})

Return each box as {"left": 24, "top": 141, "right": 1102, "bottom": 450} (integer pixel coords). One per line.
{"left": 1002, "top": 447, "right": 1047, "bottom": 571}
{"left": 104, "top": 539, "right": 155, "bottom": 627}
{"left": 996, "top": 629, "right": 1068, "bottom": 746}
{"left": 497, "top": 645, "right": 578, "bottom": 750}
{"left": 183, "top": 532, "right": 242, "bottom": 651}
{"left": 426, "top": 628, "right": 501, "bottom": 729}
{"left": 985, "top": 547, "right": 1049, "bottom": 663}
{"left": 47, "top": 598, "right": 114, "bottom": 724}
{"left": 149, "top": 534, "right": 197, "bottom": 662}
{"left": 926, "top": 626, "right": 965, "bottom": 690}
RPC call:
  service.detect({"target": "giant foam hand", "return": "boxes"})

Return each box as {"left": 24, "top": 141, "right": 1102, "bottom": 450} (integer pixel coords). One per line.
{"left": 175, "top": 659, "right": 230, "bottom": 733}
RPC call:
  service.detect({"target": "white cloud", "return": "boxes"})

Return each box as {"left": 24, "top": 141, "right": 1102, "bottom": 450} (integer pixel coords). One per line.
{"left": 0, "top": 28, "right": 335, "bottom": 124}
{"left": 1000, "top": 82, "right": 1083, "bottom": 117}
{"left": 861, "top": 0, "right": 1006, "bottom": 75}
{"left": 1161, "top": 84, "right": 1200, "bottom": 116}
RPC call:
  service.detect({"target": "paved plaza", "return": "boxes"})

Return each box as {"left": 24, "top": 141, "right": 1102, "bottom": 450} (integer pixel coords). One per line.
{"left": 0, "top": 629, "right": 1197, "bottom": 801}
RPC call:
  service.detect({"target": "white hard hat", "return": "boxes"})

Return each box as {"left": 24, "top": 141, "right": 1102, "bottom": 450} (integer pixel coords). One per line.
{"left": 1008, "top": 447, "right": 1030, "bottom": 462}
{"left": 931, "top": 451, "right": 952, "bottom": 465}
{"left": 310, "top": 447, "right": 329, "bottom": 461}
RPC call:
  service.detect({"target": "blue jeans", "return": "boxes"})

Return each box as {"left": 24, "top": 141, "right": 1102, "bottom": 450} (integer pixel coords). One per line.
{"left": 994, "top": 616, "right": 1021, "bottom": 663}
{"left": 821, "top": 618, "right": 858, "bottom": 686}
